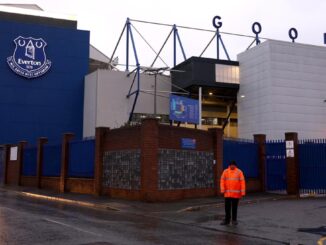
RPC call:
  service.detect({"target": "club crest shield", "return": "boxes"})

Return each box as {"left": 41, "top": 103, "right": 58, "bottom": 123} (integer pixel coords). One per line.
{"left": 7, "top": 36, "right": 51, "bottom": 78}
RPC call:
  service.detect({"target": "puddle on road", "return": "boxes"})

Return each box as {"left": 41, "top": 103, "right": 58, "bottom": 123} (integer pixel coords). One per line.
{"left": 80, "top": 243, "right": 113, "bottom": 245}
{"left": 298, "top": 226, "right": 326, "bottom": 236}
{"left": 195, "top": 214, "right": 225, "bottom": 223}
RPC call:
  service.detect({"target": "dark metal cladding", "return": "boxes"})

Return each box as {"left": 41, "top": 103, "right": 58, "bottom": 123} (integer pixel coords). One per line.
{"left": 0, "top": 11, "right": 77, "bottom": 29}
{"left": 171, "top": 57, "right": 239, "bottom": 99}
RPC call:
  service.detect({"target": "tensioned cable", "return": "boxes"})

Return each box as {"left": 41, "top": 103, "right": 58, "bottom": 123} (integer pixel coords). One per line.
{"left": 130, "top": 23, "right": 169, "bottom": 67}
{"left": 129, "top": 18, "right": 269, "bottom": 40}
{"left": 109, "top": 23, "right": 126, "bottom": 66}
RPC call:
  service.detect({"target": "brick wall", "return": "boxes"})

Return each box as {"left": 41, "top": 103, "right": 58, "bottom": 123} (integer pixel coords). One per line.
{"left": 6, "top": 160, "right": 19, "bottom": 185}
{"left": 100, "top": 119, "right": 222, "bottom": 201}
{"left": 3, "top": 119, "right": 276, "bottom": 201}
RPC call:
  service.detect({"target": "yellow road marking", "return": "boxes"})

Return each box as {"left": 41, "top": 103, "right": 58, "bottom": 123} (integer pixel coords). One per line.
{"left": 318, "top": 236, "right": 326, "bottom": 245}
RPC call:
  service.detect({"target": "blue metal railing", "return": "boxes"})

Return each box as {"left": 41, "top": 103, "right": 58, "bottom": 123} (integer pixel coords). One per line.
{"left": 43, "top": 143, "right": 61, "bottom": 177}
{"left": 299, "top": 139, "right": 326, "bottom": 195}
{"left": 223, "top": 138, "right": 259, "bottom": 178}
{"left": 22, "top": 146, "right": 37, "bottom": 176}
{"left": 68, "top": 139, "right": 95, "bottom": 178}
{"left": 265, "top": 140, "right": 286, "bottom": 193}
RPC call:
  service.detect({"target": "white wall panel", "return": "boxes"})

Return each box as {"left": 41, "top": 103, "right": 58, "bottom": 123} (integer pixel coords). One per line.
{"left": 83, "top": 70, "right": 171, "bottom": 137}
{"left": 238, "top": 40, "right": 326, "bottom": 139}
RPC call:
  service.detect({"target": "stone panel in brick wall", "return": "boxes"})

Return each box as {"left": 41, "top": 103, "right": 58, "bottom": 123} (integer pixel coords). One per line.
{"left": 103, "top": 150, "right": 141, "bottom": 190}
{"left": 159, "top": 149, "right": 214, "bottom": 190}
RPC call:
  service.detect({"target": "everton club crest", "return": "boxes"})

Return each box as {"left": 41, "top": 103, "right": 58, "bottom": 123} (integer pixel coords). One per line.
{"left": 7, "top": 36, "right": 51, "bottom": 79}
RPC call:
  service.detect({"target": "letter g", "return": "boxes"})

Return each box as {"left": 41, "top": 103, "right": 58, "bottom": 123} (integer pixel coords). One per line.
{"left": 213, "top": 16, "right": 222, "bottom": 29}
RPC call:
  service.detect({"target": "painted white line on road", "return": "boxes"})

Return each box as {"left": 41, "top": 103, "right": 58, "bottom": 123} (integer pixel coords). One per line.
{"left": 44, "top": 218, "right": 102, "bottom": 237}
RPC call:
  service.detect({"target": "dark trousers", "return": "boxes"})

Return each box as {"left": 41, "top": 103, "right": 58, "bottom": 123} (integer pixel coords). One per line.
{"left": 224, "top": 197, "right": 239, "bottom": 222}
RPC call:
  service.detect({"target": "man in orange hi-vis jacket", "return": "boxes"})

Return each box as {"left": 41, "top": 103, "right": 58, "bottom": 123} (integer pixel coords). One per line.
{"left": 220, "top": 160, "right": 246, "bottom": 226}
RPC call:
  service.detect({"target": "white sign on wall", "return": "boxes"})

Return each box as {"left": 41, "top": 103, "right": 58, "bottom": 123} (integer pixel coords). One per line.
{"left": 10, "top": 146, "right": 18, "bottom": 161}
{"left": 286, "top": 140, "right": 294, "bottom": 149}
{"left": 286, "top": 149, "right": 294, "bottom": 158}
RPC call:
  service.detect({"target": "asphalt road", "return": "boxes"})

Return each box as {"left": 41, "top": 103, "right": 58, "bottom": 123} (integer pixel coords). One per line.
{"left": 0, "top": 190, "right": 285, "bottom": 245}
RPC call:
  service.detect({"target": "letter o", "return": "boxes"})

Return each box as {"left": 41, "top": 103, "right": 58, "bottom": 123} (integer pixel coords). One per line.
{"left": 289, "top": 28, "right": 298, "bottom": 41}
{"left": 252, "top": 22, "right": 262, "bottom": 35}
{"left": 212, "top": 15, "right": 222, "bottom": 29}
{"left": 35, "top": 41, "right": 43, "bottom": 48}
{"left": 18, "top": 39, "right": 26, "bottom": 46}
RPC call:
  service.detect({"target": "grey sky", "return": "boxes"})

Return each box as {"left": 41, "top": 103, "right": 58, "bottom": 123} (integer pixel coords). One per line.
{"left": 1, "top": 0, "right": 325, "bottom": 68}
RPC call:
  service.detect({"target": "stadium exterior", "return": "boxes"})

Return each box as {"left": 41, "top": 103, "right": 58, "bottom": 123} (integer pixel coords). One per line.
{"left": 1, "top": 5, "right": 326, "bottom": 144}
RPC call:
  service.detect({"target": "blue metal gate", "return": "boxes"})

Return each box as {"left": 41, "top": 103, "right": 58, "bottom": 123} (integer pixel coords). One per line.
{"left": 22, "top": 146, "right": 37, "bottom": 176}
{"left": 299, "top": 139, "right": 326, "bottom": 195}
{"left": 0, "top": 147, "right": 4, "bottom": 184}
{"left": 223, "top": 138, "right": 259, "bottom": 178}
{"left": 266, "top": 140, "right": 286, "bottom": 193}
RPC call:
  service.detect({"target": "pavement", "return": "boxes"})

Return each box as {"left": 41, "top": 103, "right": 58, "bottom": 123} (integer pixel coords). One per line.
{"left": 1, "top": 185, "right": 326, "bottom": 245}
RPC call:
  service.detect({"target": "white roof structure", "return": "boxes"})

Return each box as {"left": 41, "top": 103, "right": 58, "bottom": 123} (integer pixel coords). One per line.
{"left": 0, "top": 4, "right": 43, "bottom": 11}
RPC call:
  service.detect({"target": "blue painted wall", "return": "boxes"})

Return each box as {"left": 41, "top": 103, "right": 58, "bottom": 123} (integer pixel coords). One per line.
{"left": 0, "top": 20, "right": 89, "bottom": 144}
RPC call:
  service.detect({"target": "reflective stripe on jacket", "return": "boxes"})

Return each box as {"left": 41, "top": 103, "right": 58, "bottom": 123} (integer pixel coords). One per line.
{"left": 220, "top": 167, "right": 246, "bottom": 198}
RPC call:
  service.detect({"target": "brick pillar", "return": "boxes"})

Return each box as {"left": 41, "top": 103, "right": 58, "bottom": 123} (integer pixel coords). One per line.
{"left": 209, "top": 128, "right": 224, "bottom": 196}
{"left": 36, "top": 137, "right": 48, "bottom": 189}
{"left": 140, "top": 118, "right": 159, "bottom": 202}
{"left": 285, "top": 132, "right": 300, "bottom": 196}
{"left": 3, "top": 144, "right": 11, "bottom": 185}
{"left": 254, "top": 134, "right": 267, "bottom": 192}
{"left": 94, "top": 127, "right": 110, "bottom": 196}
{"left": 60, "top": 133, "right": 74, "bottom": 193}
{"left": 17, "top": 141, "right": 27, "bottom": 186}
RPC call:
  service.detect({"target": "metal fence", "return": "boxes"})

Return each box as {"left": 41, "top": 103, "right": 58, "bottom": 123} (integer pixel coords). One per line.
{"left": 223, "top": 138, "right": 259, "bottom": 178}
{"left": 43, "top": 143, "right": 61, "bottom": 177}
{"left": 22, "top": 146, "right": 37, "bottom": 176}
{"left": 299, "top": 139, "right": 326, "bottom": 195}
{"left": 265, "top": 140, "right": 286, "bottom": 193}
{"left": 68, "top": 139, "right": 95, "bottom": 178}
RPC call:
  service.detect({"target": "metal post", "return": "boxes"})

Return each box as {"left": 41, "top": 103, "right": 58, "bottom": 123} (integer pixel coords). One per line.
{"left": 173, "top": 24, "right": 177, "bottom": 67}
{"left": 176, "top": 30, "right": 186, "bottom": 61}
{"left": 219, "top": 36, "right": 231, "bottom": 61}
{"left": 199, "top": 87, "right": 202, "bottom": 129}
{"left": 216, "top": 30, "right": 220, "bottom": 60}
{"left": 126, "top": 18, "right": 130, "bottom": 71}
{"left": 127, "top": 23, "right": 141, "bottom": 123}
{"left": 154, "top": 73, "right": 157, "bottom": 116}
{"left": 226, "top": 104, "right": 230, "bottom": 137}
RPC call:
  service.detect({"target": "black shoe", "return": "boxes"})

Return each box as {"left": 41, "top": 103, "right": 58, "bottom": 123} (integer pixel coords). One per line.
{"left": 232, "top": 221, "right": 238, "bottom": 226}
{"left": 220, "top": 220, "right": 230, "bottom": 225}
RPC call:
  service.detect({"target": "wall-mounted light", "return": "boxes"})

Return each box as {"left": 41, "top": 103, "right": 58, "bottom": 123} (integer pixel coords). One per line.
{"left": 209, "top": 92, "right": 213, "bottom": 96}
{"left": 240, "top": 94, "right": 245, "bottom": 98}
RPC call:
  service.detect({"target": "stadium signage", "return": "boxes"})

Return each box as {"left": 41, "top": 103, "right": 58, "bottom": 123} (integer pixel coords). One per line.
{"left": 7, "top": 36, "right": 51, "bottom": 78}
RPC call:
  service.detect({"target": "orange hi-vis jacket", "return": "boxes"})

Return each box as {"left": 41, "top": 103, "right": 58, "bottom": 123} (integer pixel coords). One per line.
{"left": 220, "top": 166, "right": 246, "bottom": 198}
